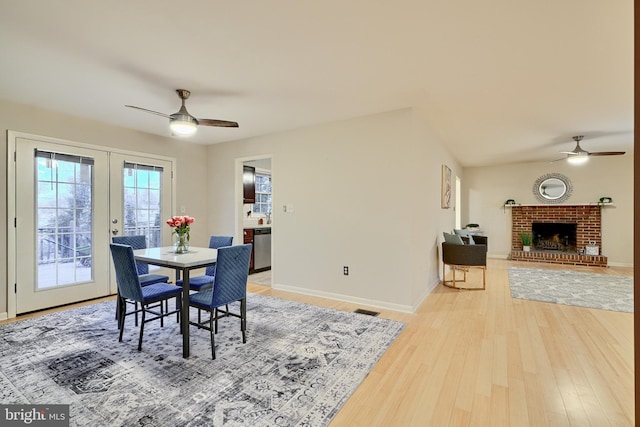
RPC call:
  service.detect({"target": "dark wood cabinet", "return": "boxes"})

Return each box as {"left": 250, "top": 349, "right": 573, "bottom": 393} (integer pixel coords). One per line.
{"left": 244, "top": 228, "right": 254, "bottom": 272}
{"left": 243, "top": 165, "right": 256, "bottom": 204}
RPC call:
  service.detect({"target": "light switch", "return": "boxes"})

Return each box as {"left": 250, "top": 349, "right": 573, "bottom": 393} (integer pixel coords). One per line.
{"left": 286, "top": 204, "right": 295, "bottom": 213}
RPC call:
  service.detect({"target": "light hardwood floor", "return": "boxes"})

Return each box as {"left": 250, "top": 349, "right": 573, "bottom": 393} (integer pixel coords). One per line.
{"left": 2, "top": 259, "right": 633, "bottom": 426}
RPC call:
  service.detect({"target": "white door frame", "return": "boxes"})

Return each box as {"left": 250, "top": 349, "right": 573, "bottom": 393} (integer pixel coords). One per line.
{"left": 6, "top": 130, "right": 176, "bottom": 319}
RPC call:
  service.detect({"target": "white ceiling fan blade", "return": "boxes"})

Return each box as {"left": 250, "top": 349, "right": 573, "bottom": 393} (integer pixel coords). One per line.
{"left": 125, "top": 105, "right": 171, "bottom": 118}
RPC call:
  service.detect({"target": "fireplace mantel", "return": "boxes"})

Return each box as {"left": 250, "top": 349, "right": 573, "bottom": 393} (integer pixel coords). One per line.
{"left": 504, "top": 203, "right": 614, "bottom": 207}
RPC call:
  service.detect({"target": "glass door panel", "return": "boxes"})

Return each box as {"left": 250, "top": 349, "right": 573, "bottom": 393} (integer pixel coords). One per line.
{"left": 109, "top": 153, "right": 173, "bottom": 294}
{"left": 15, "top": 139, "right": 110, "bottom": 313}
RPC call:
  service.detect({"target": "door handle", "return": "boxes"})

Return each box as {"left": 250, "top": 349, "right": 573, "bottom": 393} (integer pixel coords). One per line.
{"left": 112, "top": 228, "right": 119, "bottom": 235}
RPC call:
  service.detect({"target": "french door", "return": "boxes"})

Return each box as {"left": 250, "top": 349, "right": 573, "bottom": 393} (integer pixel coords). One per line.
{"left": 12, "top": 134, "right": 173, "bottom": 314}
{"left": 108, "top": 153, "right": 173, "bottom": 294}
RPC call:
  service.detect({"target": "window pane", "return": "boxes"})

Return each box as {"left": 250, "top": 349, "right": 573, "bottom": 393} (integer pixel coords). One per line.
{"left": 56, "top": 161, "right": 76, "bottom": 183}
{"left": 149, "top": 172, "right": 160, "bottom": 189}
{"left": 57, "top": 183, "right": 75, "bottom": 208}
{"left": 254, "top": 173, "right": 272, "bottom": 214}
{"left": 149, "top": 189, "right": 160, "bottom": 209}
{"left": 37, "top": 182, "right": 56, "bottom": 207}
{"left": 136, "top": 169, "right": 149, "bottom": 188}
{"left": 124, "top": 209, "right": 136, "bottom": 228}
{"left": 35, "top": 151, "right": 94, "bottom": 289}
{"left": 123, "top": 163, "right": 164, "bottom": 248}
{"left": 75, "top": 184, "right": 92, "bottom": 208}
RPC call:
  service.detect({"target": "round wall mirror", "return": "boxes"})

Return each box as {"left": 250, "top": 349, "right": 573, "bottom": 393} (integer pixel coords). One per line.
{"left": 533, "top": 173, "right": 572, "bottom": 203}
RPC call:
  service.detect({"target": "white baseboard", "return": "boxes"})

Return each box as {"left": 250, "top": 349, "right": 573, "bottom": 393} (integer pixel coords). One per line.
{"left": 410, "top": 277, "right": 441, "bottom": 312}
{"left": 0, "top": 312, "right": 7, "bottom": 321}
{"left": 607, "top": 261, "right": 634, "bottom": 268}
{"left": 488, "top": 253, "right": 509, "bottom": 259}
{"left": 272, "top": 283, "right": 416, "bottom": 313}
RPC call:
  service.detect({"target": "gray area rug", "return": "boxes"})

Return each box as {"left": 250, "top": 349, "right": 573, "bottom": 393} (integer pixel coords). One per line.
{"left": 0, "top": 293, "right": 404, "bottom": 426}
{"left": 508, "top": 267, "right": 633, "bottom": 313}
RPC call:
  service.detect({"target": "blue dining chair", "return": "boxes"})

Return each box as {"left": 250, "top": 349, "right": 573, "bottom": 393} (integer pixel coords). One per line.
{"left": 112, "top": 235, "right": 171, "bottom": 324}
{"left": 110, "top": 243, "right": 183, "bottom": 351}
{"left": 175, "top": 235, "right": 233, "bottom": 291}
{"left": 112, "top": 235, "right": 170, "bottom": 285}
{"left": 188, "top": 244, "right": 252, "bottom": 359}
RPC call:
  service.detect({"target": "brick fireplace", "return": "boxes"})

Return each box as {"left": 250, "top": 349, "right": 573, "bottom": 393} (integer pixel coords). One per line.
{"left": 511, "top": 205, "right": 607, "bottom": 267}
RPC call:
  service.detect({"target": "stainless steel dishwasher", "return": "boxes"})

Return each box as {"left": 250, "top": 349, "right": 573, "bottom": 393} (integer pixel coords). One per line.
{"left": 253, "top": 228, "right": 271, "bottom": 271}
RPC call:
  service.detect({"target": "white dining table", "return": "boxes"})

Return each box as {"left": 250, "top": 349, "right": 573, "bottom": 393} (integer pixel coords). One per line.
{"left": 133, "top": 246, "right": 218, "bottom": 358}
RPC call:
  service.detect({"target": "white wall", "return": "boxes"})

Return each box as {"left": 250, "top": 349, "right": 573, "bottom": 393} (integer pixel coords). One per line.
{"left": 207, "top": 108, "right": 461, "bottom": 312}
{"left": 0, "top": 99, "right": 211, "bottom": 316}
{"left": 463, "top": 155, "right": 634, "bottom": 266}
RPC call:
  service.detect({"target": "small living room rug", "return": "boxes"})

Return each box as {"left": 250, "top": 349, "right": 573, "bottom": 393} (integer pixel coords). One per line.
{"left": 0, "top": 293, "right": 405, "bottom": 426}
{"left": 508, "top": 267, "right": 633, "bottom": 313}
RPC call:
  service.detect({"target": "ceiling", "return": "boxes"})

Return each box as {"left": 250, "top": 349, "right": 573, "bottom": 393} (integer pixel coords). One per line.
{"left": 0, "top": 0, "right": 633, "bottom": 167}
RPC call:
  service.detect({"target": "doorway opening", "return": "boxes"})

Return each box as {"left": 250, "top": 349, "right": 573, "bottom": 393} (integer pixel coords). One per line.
{"left": 238, "top": 156, "right": 273, "bottom": 286}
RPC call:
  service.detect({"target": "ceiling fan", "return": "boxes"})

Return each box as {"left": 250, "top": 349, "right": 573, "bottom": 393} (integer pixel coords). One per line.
{"left": 554, "top": 135, "right": 625, "bottom": 164}
{"left": 125, "top": 89, "right": 238, "bottom": 136}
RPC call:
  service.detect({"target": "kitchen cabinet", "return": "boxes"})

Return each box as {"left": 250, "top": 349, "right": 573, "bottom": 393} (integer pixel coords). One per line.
{"left": 243, "top": 165, "right": 256, "bottom": 204}
{"left": 243, "top": 228, "right": 254, "bottom": 272}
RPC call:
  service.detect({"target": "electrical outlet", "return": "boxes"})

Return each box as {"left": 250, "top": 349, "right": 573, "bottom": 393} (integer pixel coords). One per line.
{"left": 343, "top": 266, "right": 349, "bottom": 276}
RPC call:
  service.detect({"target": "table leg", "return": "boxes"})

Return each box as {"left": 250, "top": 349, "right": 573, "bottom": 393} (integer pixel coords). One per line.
{"left": 181, "top": 268, "right": 190, "bottom": 358}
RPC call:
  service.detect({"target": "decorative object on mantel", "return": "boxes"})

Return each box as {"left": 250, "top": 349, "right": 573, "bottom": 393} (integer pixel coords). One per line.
{"left": 166, "top": 215, "right": 195, "bottom": 254}
{"left": 503, "top": 199, "right": 520, "bottom": 211}
{"left": 441, "top": 164, "right": 452, "bottom": 209}
{"left": 532, "top": 173, "right": 573, "bottom": 203}
{"left": 598, "top": 196, "right": 612, "bottom": 205}
{"left": 519, "top": 232, "right": 532, "bottom": 252}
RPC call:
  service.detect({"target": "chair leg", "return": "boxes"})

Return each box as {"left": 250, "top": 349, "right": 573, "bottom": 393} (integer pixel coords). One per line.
{"left": 134, "top": 302, "right": 139, "bottom": 326}
{"left": 138, "top": 307, "right": 146, "bottom": 351}
{"left": 214, "top": 308, "right": 218, "bottom": 334}
{"left": 115, "top": 290, "right": 121, "bottom": 320}
{"left": 210, "top": 312, "right": 216, "bottom": 360}
{"left": 118, "top": 297, "right": 126, "bottom": 343}
{"left": 241, "top": 298, "right": 247, "bottom": 343}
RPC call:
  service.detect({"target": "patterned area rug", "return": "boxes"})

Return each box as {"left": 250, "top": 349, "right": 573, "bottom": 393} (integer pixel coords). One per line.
{"left": 508, "top": 267, "right": 633, "bottom": 313}
{"left": 0, "top": 293, "right": 404, "bottom": 426}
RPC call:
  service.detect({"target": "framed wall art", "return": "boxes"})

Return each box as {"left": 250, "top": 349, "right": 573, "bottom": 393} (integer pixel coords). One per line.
{"left": 442, "top": 164, "right": 452, "bottom": 209}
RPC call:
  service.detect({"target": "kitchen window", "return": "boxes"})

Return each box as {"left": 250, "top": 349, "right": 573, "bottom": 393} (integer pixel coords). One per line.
{"left": 254, "top": 172, "right": 272, "bottom": 214}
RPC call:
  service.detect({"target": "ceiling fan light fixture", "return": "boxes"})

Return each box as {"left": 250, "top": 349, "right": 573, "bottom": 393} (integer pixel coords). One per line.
{"left": 169, "top": 114, "right": 197, "bottom": 136}
{"left": 567, "top": 154, "right": 589, "bottom": 165}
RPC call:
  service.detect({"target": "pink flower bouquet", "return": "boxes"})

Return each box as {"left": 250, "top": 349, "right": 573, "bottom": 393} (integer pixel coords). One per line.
{"left": 166, "top": 215, "right": 195, "bottom": 253}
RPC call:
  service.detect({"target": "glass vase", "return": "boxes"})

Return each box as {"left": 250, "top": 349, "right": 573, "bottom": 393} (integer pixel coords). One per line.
{"left": 174, "top": 233, "right": 190, "bottom": 254}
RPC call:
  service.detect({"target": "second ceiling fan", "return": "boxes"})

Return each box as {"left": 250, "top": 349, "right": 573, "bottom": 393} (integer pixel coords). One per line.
{"left": 126, "top": 89, "right": 239, "bottom": 136}
{"left": 554, "top": 135, "right": 625, "bottom": 164}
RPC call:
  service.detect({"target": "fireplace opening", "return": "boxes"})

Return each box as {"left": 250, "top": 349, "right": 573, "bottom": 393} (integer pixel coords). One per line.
{"left": 532, "top": 222, "right": 577, "bottom": 252}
